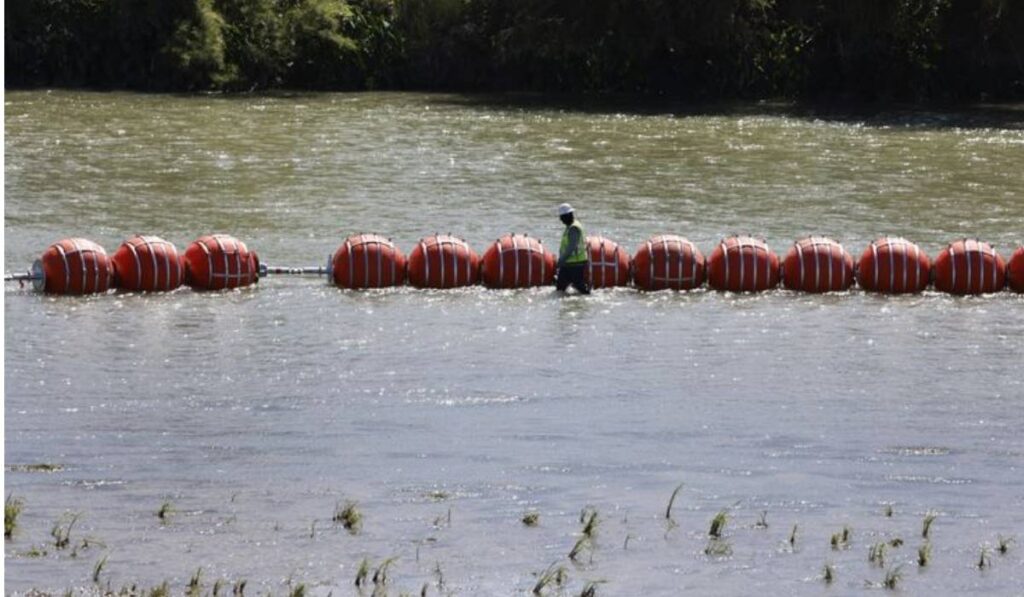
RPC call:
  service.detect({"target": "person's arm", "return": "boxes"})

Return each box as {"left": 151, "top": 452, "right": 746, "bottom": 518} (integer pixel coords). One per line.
{"left": 558, "top": 226, "right": 580, "bottom": 268}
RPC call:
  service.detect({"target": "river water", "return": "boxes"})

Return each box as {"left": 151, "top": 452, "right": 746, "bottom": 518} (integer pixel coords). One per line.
{"left": 4, "top": 91, "right": 1023, "bottom": 595}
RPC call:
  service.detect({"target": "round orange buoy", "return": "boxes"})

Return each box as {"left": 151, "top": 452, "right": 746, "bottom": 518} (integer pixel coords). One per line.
{"left": 707, "top": 236, "right": 779, "bottom": 292}
{"left": 330, "top": 233, "right": 406, "bottom": 289}
{"left": 36, "top": 238, "right": 113, "bottom": 295}
{"left": 111, "top": 235, "right": 184, "bottom": 292}
{"left": 782, "top": 236, "right": 854, "bottom": 293}
{"left": 933, "top": 239, "right": 1006, "bottom": 295}
{"left": 184, "top": 234, "right": 260, "bottom": 290}
{"left": 856, "top": 237, "right": 931, "bottom": 294}
{"left": 1009, "top": 247, "right": 1024, "bottom": 293}
{"left": 631, "top": 235, "right": 704, "bottom": 291}
{"left": 585, "top": 236, "right": 630, "bottom": 288}
{"left": 407, "top": 234, "right": 479, "bottom": 289}
{"left": 480, "top": 234, "right": 555, "bottom": 288}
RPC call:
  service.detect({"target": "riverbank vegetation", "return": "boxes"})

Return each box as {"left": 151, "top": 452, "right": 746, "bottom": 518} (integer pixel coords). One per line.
{"left": 6, "top": 0, "right": 1024, "bottom": 101}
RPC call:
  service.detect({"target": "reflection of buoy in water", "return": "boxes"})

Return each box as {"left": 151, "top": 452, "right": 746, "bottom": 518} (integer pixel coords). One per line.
{"left": 585, "top": 236, "right": 630, "bottom": 288}
{"left": 480, "top": 234, "right": 554, "bottom": 288}
{"left": 856, "top": 237, "right": 930, "bottom": 294}
{"left": 330, "top": 234, "right": 406, "bottom": 289}
{"left": 1005, "top": 246, "right": 1024, "bottom": 293}
{"left": 782, "top": 236, "right": 854, "bottom": 293}
{"left": 707, "top": 236, "right": 779, "bottom": 292}
{"left": 933, "top": 239, "right": 1006, "bottom": 295}
{"left": 112, "top": 235, "right": 184, "bottom": 292}
{"left": 407, "top": 234, "right": 479, "bottom": 288}
{"left": 36, "top": 238, "right": 114, "bottom": 295}
{"left": 184, "top": 234, "right": 260, "bottom": 290}
{"left": 631, "top": 235, "right": 705, "bottom": 291}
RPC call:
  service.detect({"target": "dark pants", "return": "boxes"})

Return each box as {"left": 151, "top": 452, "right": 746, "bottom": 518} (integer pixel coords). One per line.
{"left": 556, "top": 264, "right": 591, "bottom": 294}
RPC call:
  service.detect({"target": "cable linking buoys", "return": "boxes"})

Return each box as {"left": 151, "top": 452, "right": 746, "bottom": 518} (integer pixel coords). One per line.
{"left": 782, "top": 236, "right": 854, "bottom": 293}
{"left": 480, "top": 234, "right": 555, "bottom": 288}
{"left": 1009, "top": 247, "right": 1024, "bottom": 293}
{"left": 631, "top": 235, "right": 705, "bottom": 291}
{"left": 586, "top": 236, "right": 630, "bottom": 288}
{"left": 933, "top": 239, "right": 1006, "bottom": 295}
{"left": 707, "top": 236, "right": 780, "bottom": 292}
{"left": 36, "top": 238, "right": 114, "bottom": 295}
{"left": 407, "top": 234, "right": 479, "bottom": 289}
{"left": 112, "top": 235, "right": 185, "bottom": 292}
{"left": 330, "top": 233, "right": 406, "bottom": 289}
{"left": 856, "top": 237, "right": 930, "bottom": 294}
{"left": 184, "top": 234, "right": 260, "bottom": 290}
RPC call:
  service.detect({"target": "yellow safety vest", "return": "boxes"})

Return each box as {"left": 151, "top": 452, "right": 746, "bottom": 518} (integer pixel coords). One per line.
{"left": 560, "top": 221, "right": 589, "bottom": 265}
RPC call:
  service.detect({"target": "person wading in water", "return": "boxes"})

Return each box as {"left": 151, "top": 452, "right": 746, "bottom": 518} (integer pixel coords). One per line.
{"left": 555, "top": 203, "right": 591, "bottom": 295}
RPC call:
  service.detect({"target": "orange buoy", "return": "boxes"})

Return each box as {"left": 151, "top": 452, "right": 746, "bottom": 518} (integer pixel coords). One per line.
{"left": 184, "top": 234, "right": 260, "bottom": 290}
{"left": 407, "top": 234, "right": 479, "bottom": 288}
{"left": 631, "top": 235, "right": 704, "bottom": 291}
{"left": 933, "top": 239, "right": 1006, "bottom": 295}
{"left": 585, "top": 236, "right": 630, "bottom": 288}
{"left": 480, "top": 234, "right": 555, "bottom": 288}
{"left": 36, "top": 238, "right": 113, "bottom": 295}
{"left": 330, "top": 233, "right": 406, "bottom": 289}
{"left": 707, "top": 236, "right": 779, "bottom": 292}
{"left": 1009, "top": 247, "right": 1024, "bottom": 293}
{"left": 782, "top": 236, "right": 854, "bottom": 292}
{"left": 856, "top": 237, "right": 931, "bottom": 294}
{"left": 112, "top": 235, "right": 184, "bottom": 292}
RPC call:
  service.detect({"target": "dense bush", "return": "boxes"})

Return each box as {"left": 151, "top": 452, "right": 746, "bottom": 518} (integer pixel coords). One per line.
{"left": 5, "top": 0, "right": 1023, "bottom": 100}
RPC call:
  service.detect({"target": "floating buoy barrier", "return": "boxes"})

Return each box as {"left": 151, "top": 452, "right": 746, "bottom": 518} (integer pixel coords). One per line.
{"left": 856, "top": 237, "right": 931, "bottom": 294}
{"left": 330, "top": 234, "right": 406, "bottom": 289}
{"left": 6, "top": 231, "right": 1022, "bottom": 297}
{"left": 33, "top": 238, "right": 114, "bottom": 295}
{"left": 933, "top": 239, "right": 1006, "bottom": 295}
{"left": 586, "top": 236, "right": 630, "bottom": 288}
{"left": 707, "top": 236, "right": 780, "bottom": 292}
{"left": 1009, "top": 247, "right": 1024, "bottom": 293}
{"left": 782, "top": 236, "right": 854, "bottom": 293}
{"left": 480, "top": 234, "right": 555, "bottom": 289}
{"left": 407, "top": 234, "right": 479, "bottom": 289}
{"left": 184, "top": 234, "right": 260, "bottom": 290}
{"left": 631, "top": 235, "right": 704, "bottom": 291}
{"left": 112, "top": 235, "right": 185, "bottom": 292}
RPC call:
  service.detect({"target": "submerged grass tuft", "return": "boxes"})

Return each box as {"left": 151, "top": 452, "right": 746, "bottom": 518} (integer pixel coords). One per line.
{"left": 883, "top": 565, "right": 903, "bottom": 589}
{"left": 579, "top": 580, "right": 606, "bottom": 597}
{"left": 831, "top": 526, "right": 851, "bottom": 550}
{"left": 157, "top": 501, "right": 174, "bottom": 522}
{"left": 532, "top": 562, "right": 568, "bottom": 596}
{"left": 755, "top": 511, "right": 768, "bottom": 529}
{"left": 187, "top": 567, "right": 203, "bottom": 597}
{"left": 334, "top": 501, "right": 362, "bottom": 534}
{"left": 5, "top": 493, "right": 24, "bottom": 539}
{"left": 997, "top": 535, "right": 1014, "bottom": 555}
{"left": 522, "top": 511, "right": 540, "bottom": 527}
{"left": 884, "top": 504, "right": 894, "bottom": 518}
{"left": 568, "top": 537, "right": 591, "bottom": 563}
{"left": 51, "top": 512, "right": 81, "bottom": 549}
{"left": 823, "top": 562, "right": 834, "bottom": 585}
{"left": 868, "top": 542, "right": 887, "bottom": 567}
{"left": 372, "top": 557, "right": 398, "bottom": 587}
{"left": 708, "top": 510, "right": 728, "bottom": 539}
{"left": 789, "top": 524, "right": 798, "bottom": 547}
{"left": 665, "top": 483, "right": 684, "bottom": 521}
{"left": 354, "top": 558, "right": 370, "bottom": 588}
{"left": 978, "top": 547, "right": 990, "bottom": 570}
{"left": 92, "top": 555, "right": 108, "bottom": 583}
{"left": 581, "top": 509, "right": 599, "bottom": 539}
{"left": 922, "top": 512, "right": 937, "bottom": 539}
{"left": 149, "top": 581, "right": 170, "bottom": 597}
{"left": 917, "top": 543, "right": 931, "bottom": 567}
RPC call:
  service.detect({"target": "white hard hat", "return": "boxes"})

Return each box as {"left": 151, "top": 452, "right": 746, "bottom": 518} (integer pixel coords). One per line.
{"left": 557, "top": 203, "right": 574, "bottom": 216}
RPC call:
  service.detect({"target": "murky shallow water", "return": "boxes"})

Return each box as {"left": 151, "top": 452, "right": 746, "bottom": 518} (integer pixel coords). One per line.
{"left": 5, "top": 91, "right": 1024, "bottom": 595}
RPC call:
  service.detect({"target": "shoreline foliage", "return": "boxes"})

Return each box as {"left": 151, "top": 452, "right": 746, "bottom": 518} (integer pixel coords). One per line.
{"left": 5, "top": 0, "right": 1024, "bottom": 101}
